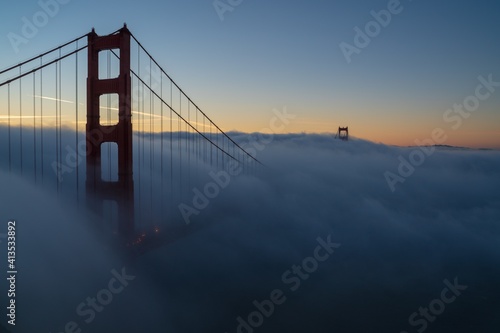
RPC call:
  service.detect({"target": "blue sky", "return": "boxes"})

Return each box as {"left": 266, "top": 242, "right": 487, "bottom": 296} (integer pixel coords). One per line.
{"left": 0, "top": 0, "right": 499, "bottom": 147}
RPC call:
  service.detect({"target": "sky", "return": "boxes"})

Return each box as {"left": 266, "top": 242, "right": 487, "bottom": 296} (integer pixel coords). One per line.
{"left": 0, "top": 0, "right": 499, "bottom": 148}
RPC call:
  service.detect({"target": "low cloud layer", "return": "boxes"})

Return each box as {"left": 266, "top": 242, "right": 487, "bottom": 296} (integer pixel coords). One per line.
{"left": 0, "top": 130, "right": 499, "bottom": 332}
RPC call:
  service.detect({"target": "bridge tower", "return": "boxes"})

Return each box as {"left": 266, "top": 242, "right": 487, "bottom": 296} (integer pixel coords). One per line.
{"left": 86, "top": 25, "right": 134, "bottom": 236}
{"left": 337, "top": 127, "right": 349, "bottom": 141}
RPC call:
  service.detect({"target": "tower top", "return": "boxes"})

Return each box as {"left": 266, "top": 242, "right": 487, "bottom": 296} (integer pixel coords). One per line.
{"left": 337, "top": 126, "right": 349, "bottom": 141}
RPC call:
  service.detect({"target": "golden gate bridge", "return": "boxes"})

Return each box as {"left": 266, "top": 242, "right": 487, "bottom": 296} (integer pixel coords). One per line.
{"left": 0, "top": 24, "right": 262, "bottom": 253}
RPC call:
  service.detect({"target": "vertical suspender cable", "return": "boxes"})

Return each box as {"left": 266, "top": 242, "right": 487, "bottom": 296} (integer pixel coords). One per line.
{"left": 141, "top": 66, "right": 145, "bottom": 222}
{"left": 196, "top": 104, "right": 198, "bottom": 174}
{"left": 211, "top": 122, "right": 213, "bottom": 168}
{"left": 8, "top": 83, "right": 11, "bottom": 173}
{"left": 55, "top": 62, "right": 59, "bottom": 190}
{"left": 40, "top": 58, "right": 44, "bottom": 181}
{"left": 137, "top": 47, "right": 141, "bottom": 221}
{"left": 202, "top": 116, "right": 205, "bottom": 164}
{"left": 107, "top": 51, "right": 111, "bottom": 180}
{"left": 75, "top": 41, "right": 79, "bottom": 200}
{"left": 217, "top": 127, "right": 219, "bottom": 170}
{"left": 178, "top": 90, "right": 182, "bottom": 201}
{"left": 58, "top": 49, "right": 62, "bottom": 190}
{"left": 186, "top": 101, "right": 191, "bottom": 192}
{"left": 149, "top": 58, "right": 153, "bottom": 221}
{"left": 160, "top": 73, "right": 164, "bottom": 220}
{"left": 169, "top": 80, "right": 173, "bottom": 208}
{"left": 19, "top": 67, "right": 23, "bottom": 175}
{"left": 33, "top": 73, "right": 37, "bottom": 183}
{"left": 141, "top": 59, "right": 145, "bottom": 171}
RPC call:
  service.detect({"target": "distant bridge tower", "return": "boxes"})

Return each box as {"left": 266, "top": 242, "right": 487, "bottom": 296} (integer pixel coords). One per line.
{"left": 86, "top": 25, "right": 134, "bottom": 236}
{"left": 337, "top": 127, "right": 349, "bottom": 141}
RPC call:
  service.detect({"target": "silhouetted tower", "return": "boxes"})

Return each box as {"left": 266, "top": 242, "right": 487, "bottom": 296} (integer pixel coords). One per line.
{"left": 86, "top": 25, "right": 134, "bottom": 236}
{"left": 337, "top": 127, "right": 349, "bottom": 141}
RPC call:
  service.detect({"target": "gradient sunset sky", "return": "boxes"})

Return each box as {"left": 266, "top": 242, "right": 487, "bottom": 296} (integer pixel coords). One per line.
{"left": 0, "top": 0, "right": 499, "bottom": 148}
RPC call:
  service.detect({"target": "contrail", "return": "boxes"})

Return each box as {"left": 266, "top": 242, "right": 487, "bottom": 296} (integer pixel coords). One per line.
{"left": 32, "top": 95, "right": 76, "bottom": 104}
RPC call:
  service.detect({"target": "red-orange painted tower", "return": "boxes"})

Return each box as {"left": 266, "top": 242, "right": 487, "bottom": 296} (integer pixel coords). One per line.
{"left": 337, "top": 127, "right": 349, "bottom": 141}
{"left": 86, "top": 25, "right": 134, "bottom": 235}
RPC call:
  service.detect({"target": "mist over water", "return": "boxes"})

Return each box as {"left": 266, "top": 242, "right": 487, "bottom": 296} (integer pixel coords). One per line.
{"left": 1, "top": 128, "right": 499, "bottom": 332}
